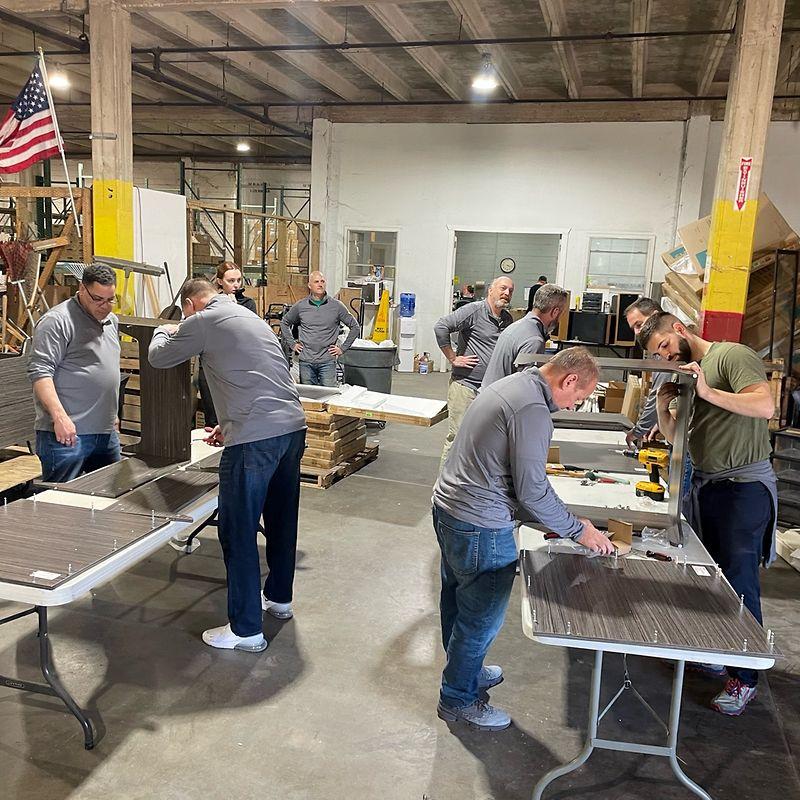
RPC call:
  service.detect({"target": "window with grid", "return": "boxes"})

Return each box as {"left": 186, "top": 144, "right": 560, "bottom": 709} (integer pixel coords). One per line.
{"left": 586, "top": 237, "right": 650, "bottom": 293}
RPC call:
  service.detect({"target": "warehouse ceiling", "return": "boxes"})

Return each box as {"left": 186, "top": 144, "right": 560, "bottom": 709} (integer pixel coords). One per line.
{"left": 1, "top": 0, "right": 800, "bottom": 163}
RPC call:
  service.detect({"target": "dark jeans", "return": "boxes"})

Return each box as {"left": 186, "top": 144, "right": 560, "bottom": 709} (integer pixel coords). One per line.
{"left": 698, "top": 479, "right": 772, "bottom": 687}
{"left": 198, "top": 364, "right": 218, "bottom": 428}
{"left": 433, "top": 505, "right": 517, "bottom": 709}
{"left": 36, "top": 430, "right": 121, "bottom": 483}
{"left": 218, "top": 429, "right": 306, "bottom": 637}
{"left": 299, "top": 360, "right": 337, "bottom": 387}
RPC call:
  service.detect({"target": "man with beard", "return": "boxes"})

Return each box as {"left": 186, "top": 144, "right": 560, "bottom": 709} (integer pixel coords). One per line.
{"left": 481, "top": 284, "right": 568, "bottom": 387}
{"left": 637, "top": 311, "right": 776, "bottom": 716}
{"left": 435, "top": 275, "right": 514, "bottom": 467}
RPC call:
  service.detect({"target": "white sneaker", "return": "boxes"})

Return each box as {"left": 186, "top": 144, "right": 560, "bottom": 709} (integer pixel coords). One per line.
{"left": 711, "top": 678, "right": 757, "bottom": 716}
{"left": 201, "top": 623, "right": 267, "bottom": 652}
{"left": 261, "top": 594, "right": 293, "bottom": 620}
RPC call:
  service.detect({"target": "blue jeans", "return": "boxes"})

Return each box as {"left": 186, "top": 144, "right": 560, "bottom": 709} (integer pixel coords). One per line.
{"left": 218, "top": 429, "right": 306, "bottom": 637}
{"left": 36, "top": 430, "right": 121, "bottom": 483}
{"left": 698, "top": 479, "right": 772, "bottom": 687}
{"left": 299, "top": 360, "right": 337, "bottom": 387}
{"left": 433, "top": 505, "right": 518, "bottom": 709}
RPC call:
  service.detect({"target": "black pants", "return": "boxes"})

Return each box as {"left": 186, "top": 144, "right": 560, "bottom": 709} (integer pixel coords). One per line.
{"left": 698, "top": 479, "right": 771, "bottom": 687}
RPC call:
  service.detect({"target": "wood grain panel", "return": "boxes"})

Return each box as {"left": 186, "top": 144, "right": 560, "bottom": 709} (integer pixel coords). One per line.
{"left": 52, "top": 456, "right": 180, "bottom": 498}
{"left": 0, "top": 342, "right": 36, "bottom": 450}
{"left": 118, "top": 316, "right": 192, "bottom": 463}
{"left": 107, "top": 470, "right": 218, "bottom": 520}
{"left": 521, "top": 549, "right": 775, "bottom": 658}
{"left": 0, "top": 501, "right": 162, "bottom": 588}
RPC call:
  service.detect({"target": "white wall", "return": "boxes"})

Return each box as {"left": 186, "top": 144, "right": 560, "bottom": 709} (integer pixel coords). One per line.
{"left": 312, "top": 119, "right": 707, "bottom": 363}
{"left": 701, "top": 120, "right": 800, "bottom": 232}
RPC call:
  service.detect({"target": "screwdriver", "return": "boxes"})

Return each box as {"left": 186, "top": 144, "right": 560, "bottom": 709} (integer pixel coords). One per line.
{"left": 645, "top": 550, "right": 672, "bottom": 562}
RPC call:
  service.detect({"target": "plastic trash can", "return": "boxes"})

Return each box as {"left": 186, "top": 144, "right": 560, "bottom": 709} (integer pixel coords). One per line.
{"left": 340, "top": 346, "right": 397, "bottom": 394}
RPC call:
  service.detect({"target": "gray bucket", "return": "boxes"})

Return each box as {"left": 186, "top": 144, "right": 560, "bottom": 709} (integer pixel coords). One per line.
{"left": 340, "top": 346, "right": 397, "bottom": 394}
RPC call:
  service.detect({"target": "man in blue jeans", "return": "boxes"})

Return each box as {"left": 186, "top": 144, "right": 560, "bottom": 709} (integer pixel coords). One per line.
{"left": 280, "top": 271, "right": 359, "bottom": 386}
{"left": 149, "top": 278, "right": 307, "bottom": 653}
{"left": 432, "top": 347, "right": 613, "bottom": 731}
{"left": 27, "top": 263, "right": 122, "bottom": 482}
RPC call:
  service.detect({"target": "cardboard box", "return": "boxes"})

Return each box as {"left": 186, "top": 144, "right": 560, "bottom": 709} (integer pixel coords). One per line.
{"left": 337, "top": 287, "right": 364, "bottom": 315}
{"left": 604, "top": 380, "right": 626, "bottom": 414}
{"left": 621, "top": 376, "right": 642, "bottom": 423}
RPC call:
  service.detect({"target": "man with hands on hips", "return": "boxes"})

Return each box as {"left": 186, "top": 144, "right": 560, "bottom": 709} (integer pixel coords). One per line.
{"left": 638, "top": 311, "right": 776, "bottom": 717}
{"left": 432, "top": 347, "right": 613, "bottom": 732}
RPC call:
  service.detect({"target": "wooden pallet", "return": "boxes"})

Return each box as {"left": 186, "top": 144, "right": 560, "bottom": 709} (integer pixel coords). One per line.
{"left": 300, "top": 444, "right": 379, "bottom": 489}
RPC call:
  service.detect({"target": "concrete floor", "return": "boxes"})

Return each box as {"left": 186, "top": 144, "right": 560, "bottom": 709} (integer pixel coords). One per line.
{"left": 1, "top": 371, "right": 799, "bottom": 800}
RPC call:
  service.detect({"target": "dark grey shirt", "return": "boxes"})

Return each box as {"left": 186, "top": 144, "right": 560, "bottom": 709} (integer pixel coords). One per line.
{"left": 481, "top": 313, "right": 547, "bottom": 388}
{"left": 280, "top": 294, "right": 359, "bottom": 364}
{"left": 434, "top": 301, "right": 513, "bottom": 391}
{"left": 149, "top": 295, "right": 306, "bottom": 448}
{"left": 27, "top": 296, "right": 120, "bottom": 435}
{"left": 433, "top": 367, "right": 584, "bottom": 537}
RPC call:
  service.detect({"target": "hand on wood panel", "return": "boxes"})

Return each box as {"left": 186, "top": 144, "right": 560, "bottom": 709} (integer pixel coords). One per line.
{"left": 203, "top": 425, "right": 224, "bottom": 447}
{"left": 328, "top": 344, "right": 343, "bottom": 357}
{"left": 576, "top": 519, "right": 614, "bottom": 555}
{"left": 54, "top": 414, "right": 77, "bottom": 447}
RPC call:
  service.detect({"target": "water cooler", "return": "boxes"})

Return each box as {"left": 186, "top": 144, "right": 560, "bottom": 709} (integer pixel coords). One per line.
{"left": 398, "top": 292, "right": 416, "bottom": 372}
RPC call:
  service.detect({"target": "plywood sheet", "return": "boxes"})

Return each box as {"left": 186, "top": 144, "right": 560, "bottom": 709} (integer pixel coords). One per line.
{"left": 50, "top": 456, "right": 181, "bottom": 498}
{"left": 0, "top": 346, "right": 36, "bottom": 450}
{"left": 521, "top": 549, "right": 774, "bottom": 658}
{"left": 106, "top": 470, "right": 218, "bottom": 520}
{"left": 0, "top": 501, "right": 164, "bottom": 588}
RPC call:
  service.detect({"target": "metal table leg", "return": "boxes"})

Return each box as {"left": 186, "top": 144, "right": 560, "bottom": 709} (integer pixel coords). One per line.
{"left": 532, "top": 653, "right": 712, "bottom": 800}
{"left": 533, "top": 650, "right": 603, "bottom": 799}
{"left": 0, "top": 606, "right": 94, "bottom": 749}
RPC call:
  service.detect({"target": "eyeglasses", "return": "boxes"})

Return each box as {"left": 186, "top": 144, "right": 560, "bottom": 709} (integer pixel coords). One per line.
{"left": 85, "top": 289, "right": 115, "bottom": 306}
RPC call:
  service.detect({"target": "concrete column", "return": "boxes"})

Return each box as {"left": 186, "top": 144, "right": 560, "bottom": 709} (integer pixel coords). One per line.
{"left": 89, "top": 0, "right": 134, "bottom": 309}
{"left": 701, "top": 0, "right": 785, "bottom": 341}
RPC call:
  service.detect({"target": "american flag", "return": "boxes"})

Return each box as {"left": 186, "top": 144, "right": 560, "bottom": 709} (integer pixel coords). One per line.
{"left": 0, "top": 64, "right": 60, "bottom": 174}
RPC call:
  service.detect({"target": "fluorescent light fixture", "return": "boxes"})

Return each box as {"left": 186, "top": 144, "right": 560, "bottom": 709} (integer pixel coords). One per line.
{"left": 236, "top": 141, "right": 251, "bottom": 152}
{"left": 471, "top": 54, "right": 499, "bottom": 92}
{"left": 48, "top": 71, "right": 70, "bottom": 90}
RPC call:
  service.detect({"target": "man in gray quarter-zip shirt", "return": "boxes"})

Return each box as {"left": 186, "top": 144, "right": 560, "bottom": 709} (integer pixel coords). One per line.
{"left": 432, "top": 347, "right": 613, "bottom": 732}
{"left": 482, "top": 284, "right": 568, "bottom": 388}
{"left": 434, "top": 276, "right": 514, "bottom": 469}
{"left": 280, "top": 271, "right": 359, "bottom": 387}
{"left": 149, "top": 278, "right": 307, "bottom": 655}
{"left": 27, "top": 263, "right": 122, "bottom": 483}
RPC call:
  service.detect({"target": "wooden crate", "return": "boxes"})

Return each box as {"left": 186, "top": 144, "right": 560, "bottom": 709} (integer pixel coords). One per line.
{"left": 301, "top": 444, "right": 379, "bottom": 489}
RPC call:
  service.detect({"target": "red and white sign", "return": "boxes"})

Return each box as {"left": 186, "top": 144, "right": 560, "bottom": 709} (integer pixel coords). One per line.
{"left": 735, "top": 157, "right": 753, "bottom": 211}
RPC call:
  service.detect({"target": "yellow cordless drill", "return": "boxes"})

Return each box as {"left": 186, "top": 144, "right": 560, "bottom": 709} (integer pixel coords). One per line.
{"left": 635, "top": 447, "right": 669, "bottom": 501}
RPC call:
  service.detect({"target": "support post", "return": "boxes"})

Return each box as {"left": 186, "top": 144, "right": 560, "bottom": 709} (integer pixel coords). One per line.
{"left": 701, "top": 0, "right": 786, "bottom": 341}
{"left": 89, "top": 0, "right": 134, "bottom": 314}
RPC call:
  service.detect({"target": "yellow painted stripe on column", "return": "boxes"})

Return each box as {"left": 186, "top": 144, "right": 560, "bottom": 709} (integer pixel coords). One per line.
{"left": 93, "top": 179, "right": 136, "bottom": 315}
{"left": 701, "top": 197, "right": 758, "bottom": 315}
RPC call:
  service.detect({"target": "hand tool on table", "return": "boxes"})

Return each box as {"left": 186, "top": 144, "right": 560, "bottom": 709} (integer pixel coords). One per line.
{"left": 583, "top": 470, "right": 629, "bottom": 485}
{"left": 635, "top": 447, "right": 670, "bottom": 501}
{"left": 645, "top": 550, "right": 672, "bottom": 562}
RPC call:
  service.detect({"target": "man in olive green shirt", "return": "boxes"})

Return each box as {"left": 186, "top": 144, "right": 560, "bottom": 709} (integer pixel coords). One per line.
{"left": 639, "top": 312, "right": 776, "bottom": 717}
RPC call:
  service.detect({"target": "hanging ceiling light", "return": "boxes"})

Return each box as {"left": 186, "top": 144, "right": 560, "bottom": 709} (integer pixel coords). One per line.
{"left": 471, "top": 54, "right": 499, "bottom": 92}
{"left": 236, "top": 141, "right": 251, "bottom": 152}
{"left": 48, "top": 70, "right": 70, "bottom": 91}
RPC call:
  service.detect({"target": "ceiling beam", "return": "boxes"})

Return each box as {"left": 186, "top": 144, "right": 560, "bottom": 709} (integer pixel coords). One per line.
{"left": 447, "top": 0, "right": 522, "bottom": 99}
{"left": 286, "top": 5, "right": 411, "bottom": 101}
{"left": 776, "top": 36, "right": 800, "bottom": 89}
{"left": 12, "top": 0, "right": 436, "bottom": 10}
{"left": 536, "top": 0, "right": 582, "bottom": 99}
{"left": 136, "top": 10, "right": 310, "bottom": 100}
{"left": 697, "top": 0, "right": 738, "bottom": 96}
{"left": 366, "top": 4, "right": 464, "bottom": 100}
{"left": 630, "top": 0, "right": 650, "bottom": 98}
{"left": 209, "top": 8, "right": 369, "bottom": 101}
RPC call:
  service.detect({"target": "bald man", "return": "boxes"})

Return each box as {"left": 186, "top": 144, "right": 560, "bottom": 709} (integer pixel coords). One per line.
{"left": 434, "top": 276, "right": 514, "bottom": 467}
{"left": 280, "top": 271, "right": 360, "bottom": 387}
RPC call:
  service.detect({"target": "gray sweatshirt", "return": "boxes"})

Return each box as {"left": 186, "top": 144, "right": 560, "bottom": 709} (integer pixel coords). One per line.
{"left": 482, "top": 313, "right": 547, "bottom": 388}
{"left": 433, "top": 367, "right": 584, "bottom": 537}
{"left": 148, "top": 295, "right": 306, "bottom": 448}
{"left": 280, "top": 294, "right": 359, "bottom": 364}
{"left": 434, "top": 301, "right": 513, "bottom": 391}
{"left": 632, "top": 369, "right": 672, "bottom": 437}
{"left": 27, "top": 296, "right": 120, "bottom": 435}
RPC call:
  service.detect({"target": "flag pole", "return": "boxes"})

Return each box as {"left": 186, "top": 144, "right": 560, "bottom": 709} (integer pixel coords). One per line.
{"left": 38, "top": 49, "right": 81, "bottom": 238}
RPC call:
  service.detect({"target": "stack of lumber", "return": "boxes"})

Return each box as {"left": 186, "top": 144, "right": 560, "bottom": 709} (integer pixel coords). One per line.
{"left": 301, "top": 404, "right": 378, "bottom": 488}
{"left": 192, "top": 233, "right": 219, "bottom": 270}
{"left": 119, "top": 340, "right": 142, "bottom": 445}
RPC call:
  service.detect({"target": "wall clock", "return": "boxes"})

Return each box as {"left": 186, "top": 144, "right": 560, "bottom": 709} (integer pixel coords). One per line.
{"left": 499, "top": 257, "right": 516, "bottom": 274}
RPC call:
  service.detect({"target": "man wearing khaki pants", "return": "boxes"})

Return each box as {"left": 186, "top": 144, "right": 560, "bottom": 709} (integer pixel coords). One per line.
{"left": 434, "top": 276, "right": 514, "bottom": 469}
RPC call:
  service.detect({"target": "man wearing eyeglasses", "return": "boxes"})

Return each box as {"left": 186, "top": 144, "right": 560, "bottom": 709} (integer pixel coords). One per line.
{"left": 27, "top": 263, "right": 122, "bottom": 482}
